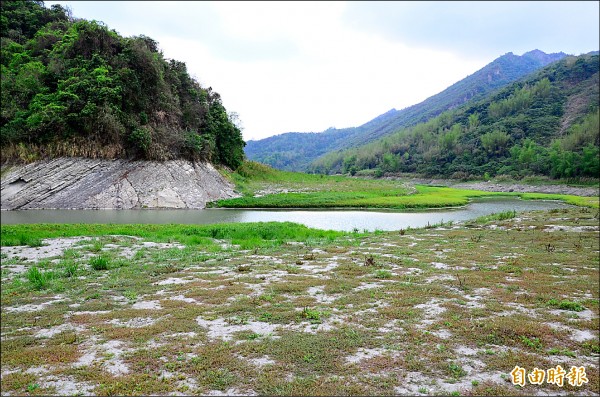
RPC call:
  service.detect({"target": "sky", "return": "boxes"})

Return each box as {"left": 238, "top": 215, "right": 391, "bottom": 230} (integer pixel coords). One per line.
{"left": 45, "top": 1, "right": 600, "bottom": 141}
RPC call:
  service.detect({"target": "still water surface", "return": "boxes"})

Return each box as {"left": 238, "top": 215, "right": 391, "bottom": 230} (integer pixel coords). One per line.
{"left": 0, "top": 198, "right": 571, "bottom": 231}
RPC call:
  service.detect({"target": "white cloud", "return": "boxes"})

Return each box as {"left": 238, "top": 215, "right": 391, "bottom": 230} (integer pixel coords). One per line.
{"left": 45, "top": 1, "right": 597, "bottom": 141}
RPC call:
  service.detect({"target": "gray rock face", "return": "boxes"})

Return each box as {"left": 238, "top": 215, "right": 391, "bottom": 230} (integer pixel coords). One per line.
{"left": 1, "top": 158, "right": 240, "bottom": 210}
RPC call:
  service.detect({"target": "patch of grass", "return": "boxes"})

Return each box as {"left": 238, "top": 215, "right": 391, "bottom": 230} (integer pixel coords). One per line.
{"left": 374, "top": 269, "right": 393, "bottom": 279}
{"left": 62, "top": 261, "right": 78, "bottom": 278}
{"left": 1, "top": 222, "right": 352, "bottom": 249}
{"left": 301, "top": 307, "right": 323, "bottom": 324}
{"left": 547, "top": 347, "right": 576, "bottom": 357}
{"left": 447, "top": 362, "right": 467, "bottom": 379}
{"left": 475, "top": 209, "right": 517, "bottom": 223}
{"left": 25, "top": 266, "right": 54, "bottom": 290}
{"left": 547, "top": 298, "right": 585, "bottom": 312}
{"left": 89, "top": 255, "right": 109, "bottom": 271}
{"left": 520, "top": 335, "right": 543, "bottom": 350}
{"left": 213, "top": 169, "right": 599, "bottom": 209}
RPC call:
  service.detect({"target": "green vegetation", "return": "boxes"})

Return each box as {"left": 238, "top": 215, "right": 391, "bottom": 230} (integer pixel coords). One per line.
{"left": 246, "top": 50, "right": 567, "bottom": 172}
{"left": 546, "top": 298, "right": 585, "bottom": 312}
{"left": 89, "top": 255, "right": 109, "bottom": 271}
{"left": 1, "top": 207, "right": 597, "bottom": 395}
{"left": 1, "top": 0, "right": 244, "bottom": 168}
{"left": 214, "top": 163, "right": 599, "bottom": 209}
{"left": 1, "top": 221, "right": 349, "bottom": 249}
{"left": 310, "top": 54, "right": 599, "bottom": 180}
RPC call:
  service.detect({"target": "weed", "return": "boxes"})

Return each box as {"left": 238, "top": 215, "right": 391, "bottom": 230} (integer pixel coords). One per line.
{"left": 89, "top": 239, "right": 104, "bottom": 253}
{"left": 471, "top": 380, "right": 479, "bottom": 387}
{"left": 448, "top": 362, "right": 467, "bottom": 378}
{"left": 89, "top": 255, "right": 109, "bottom": 270}
{"left": 520, "top": 336, "right": 543, "bottom": 350}
{"left": 470, "top": 234, "right": 483, "bottom": 243}
{"left": 26, "top": 266, "right": 53, "bottom": 290}
{"left": 62, "top": 261, "right": 78, "bottom": 278}
{"left": 547, "top": 347, "right": 576, "bottom": 357}
{"left": 124, "top": 290, "right": 138, "bottom": 302}
{"left": 26, "top": 383, "right": 39, "bottom": 393}
{"left": 418, "top": 387, "right": 428, "bottom": 394}
{"left": 201, "top": 368, "right": 235, "bottom": 390}
{"left": 374, "top": 269, "right": 392, "bottom": 279}
{"left": 301, "top": 307, "right": 322, "bottom": 324}
{"left": 455, "top": 274, "right": 467, "bottom": 290}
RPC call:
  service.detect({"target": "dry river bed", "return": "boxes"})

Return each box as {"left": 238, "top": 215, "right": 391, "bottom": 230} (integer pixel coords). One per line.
{"left": 1, "top": 207, "right": 599, "bottom": 396}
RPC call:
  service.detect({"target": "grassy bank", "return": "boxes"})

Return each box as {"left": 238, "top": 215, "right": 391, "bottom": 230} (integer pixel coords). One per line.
{"left": 214, "top": 164, "right": 599, "bottom": 209}
{"left": 1, "top": 222, "right": 351, "bottom": 250}
{"left": 1, "top": 207, "right": 598, "bottom": 396}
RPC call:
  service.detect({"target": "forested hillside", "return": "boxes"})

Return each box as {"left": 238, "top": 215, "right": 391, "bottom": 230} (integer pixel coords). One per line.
{"left": 309, "top": 54, "right": 599, "bottom": 180}
{"left": 245, "top": 50, "right": 567, "bottom": 171}
{"left": 1, "top": 0, "right": 245, "bottom": 168}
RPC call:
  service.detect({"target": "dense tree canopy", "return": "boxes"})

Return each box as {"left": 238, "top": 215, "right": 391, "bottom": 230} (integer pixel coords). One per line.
{"left": 1, "top": 0, "right": 245, "bottom": 169}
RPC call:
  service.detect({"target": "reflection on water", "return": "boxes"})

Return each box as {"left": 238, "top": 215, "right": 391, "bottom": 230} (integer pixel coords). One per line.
{"left": 0, "top": 198, "right": 571, "bottom": 231}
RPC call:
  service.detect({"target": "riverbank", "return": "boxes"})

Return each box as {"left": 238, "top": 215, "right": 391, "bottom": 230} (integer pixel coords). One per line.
{"left": 407, "top": 178, "right": 599, "bottom": 197}
{"left": 211, "top": 162, "right": 600, "bottom": 210}
{"left": 1, "top": 207, "right": 598, "bottom": 396}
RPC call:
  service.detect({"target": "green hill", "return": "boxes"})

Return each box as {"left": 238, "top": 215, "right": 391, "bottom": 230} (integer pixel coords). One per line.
{"left": 309, "top": 54, "right": 599, "bottom": 180}
{"left": 245, "top": 50, "right": 567, "bottom": 171}
{"left": 1, "top": 0, "right": 245, "bottom": 169}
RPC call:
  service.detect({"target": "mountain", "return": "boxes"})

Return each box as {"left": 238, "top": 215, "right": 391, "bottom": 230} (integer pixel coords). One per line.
{"left": 0, "top": 0, "right": 245, "bottom": 169}
{"left": 245, "top": 50, "right": 567, "bottom": 171}
{"left": 309, "top": 53, "right": 599, "bottom": 179}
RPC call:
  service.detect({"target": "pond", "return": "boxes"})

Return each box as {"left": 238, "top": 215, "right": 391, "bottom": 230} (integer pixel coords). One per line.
{"left": 0, "top": 197, "right": 571, "bottom": 231}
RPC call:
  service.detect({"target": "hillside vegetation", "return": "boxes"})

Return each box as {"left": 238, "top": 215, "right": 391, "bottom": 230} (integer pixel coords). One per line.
{"left": 310, "top": 54, "right": 599, "bottom": 180}
{"left": 245, "top": 50, "right": 567, "bottom": 171}
{"left": 1, "top": 0, "right": 245, "bottom": 168}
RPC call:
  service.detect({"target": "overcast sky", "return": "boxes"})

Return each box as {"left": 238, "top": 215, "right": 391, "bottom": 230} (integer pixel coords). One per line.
{"left": 46, "top": 1, "right": 599, "bottom": 141}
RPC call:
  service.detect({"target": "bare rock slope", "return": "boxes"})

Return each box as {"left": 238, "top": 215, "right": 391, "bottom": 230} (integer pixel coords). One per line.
{"left": 1, "top": 158, "right": 239, "bottom": 210}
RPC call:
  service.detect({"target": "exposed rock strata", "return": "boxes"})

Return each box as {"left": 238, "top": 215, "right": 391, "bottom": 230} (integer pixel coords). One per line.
{"left": 1, "top": 158, "right": 239, "bottom": 210}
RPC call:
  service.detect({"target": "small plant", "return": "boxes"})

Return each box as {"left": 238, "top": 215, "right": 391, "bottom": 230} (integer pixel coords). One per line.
{"left": 448, "top": 362, "right": 467, "bottom": 378}
{"left": 470, "top": 234, "right": 482, "bottom": 243}
{"left": 520, "top": 335, "right": 543, "bottom": 350}
{"left": 455, "top": 274, "right": 467, "bottom": 290}
{"left": 90, "top": 255, "right": 109, "bottom": 270}
{"left": 89, "top": 239, "right": 104, "bottom": 253}
{"left": 124, "top": 290, "right": 138, "bottom": 302}
{"left": 471, "top": 380, "right": 479, "bottom": 387}
{"left": 374, "top": 269, "right": 392, "bottom": 279}
{"left": 303, "top": 353, "right": 315, "bottom": 363}
{"left": 285, "top": 264, "right": 301, "bottom": 274}
{"left": 418, "top": 387, "right": 428, "bottom": 394}
{"left": 301, "top": 307, "right": 322, "bottom": 323}
{"left": 26, "top": 383, "right": 39, "bottom": 393}
{"left": 63, "top": 261, "right": 78, "bottom": 278}
{"left": 26, "top": 266, "right": 53, "bottom": 290}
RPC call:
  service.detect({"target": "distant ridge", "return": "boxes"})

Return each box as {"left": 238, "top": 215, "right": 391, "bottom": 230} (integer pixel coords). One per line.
{"left": 245, "top": 50, "right": 567, "bottom": 171}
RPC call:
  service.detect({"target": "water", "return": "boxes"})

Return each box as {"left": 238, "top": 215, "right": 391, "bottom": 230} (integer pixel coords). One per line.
{"left": 0, "top": 197, "right": 571, "bottom": 231}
